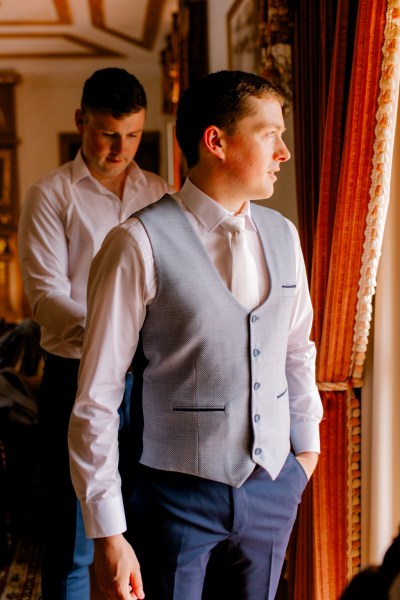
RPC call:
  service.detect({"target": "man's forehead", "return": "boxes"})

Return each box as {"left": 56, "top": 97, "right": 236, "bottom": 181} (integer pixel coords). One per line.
{"left": 241, "top": 95, "right": 285, "bottom": 125}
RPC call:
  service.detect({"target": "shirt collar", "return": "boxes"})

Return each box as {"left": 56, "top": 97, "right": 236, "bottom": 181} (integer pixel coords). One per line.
{"left": 71, "top": 150, "right": 90, "bottom": 184}
{"left": 71, "top": 150, "right": 146, "bottom": 188}
{"left": 177, "top": 177, "right": 257, "bottom": 233}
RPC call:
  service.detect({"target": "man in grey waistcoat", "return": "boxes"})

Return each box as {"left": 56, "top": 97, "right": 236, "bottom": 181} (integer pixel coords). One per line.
{"left": 69, "top": 70, "right": 323, "bottom": 600}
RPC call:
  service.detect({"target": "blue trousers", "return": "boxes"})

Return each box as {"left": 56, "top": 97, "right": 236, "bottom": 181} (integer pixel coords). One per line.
{"left": 124, "top": 452, "right": 308, "bottom": 600}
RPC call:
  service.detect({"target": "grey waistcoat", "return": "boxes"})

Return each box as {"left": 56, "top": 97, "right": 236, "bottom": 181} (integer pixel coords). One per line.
{"left": 136, "top": 195, "right": 296, "bottom": 487}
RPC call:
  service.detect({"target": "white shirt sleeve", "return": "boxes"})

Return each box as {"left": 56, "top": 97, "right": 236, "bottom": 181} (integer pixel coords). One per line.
{"left": 285, "top": 220, "right": 323, "bottom": 454}
{"left": 18, "top": 185, "right": 86, "bottom": 347}
{"left": 68, "top": 219, "right": 154, "bottom": 538}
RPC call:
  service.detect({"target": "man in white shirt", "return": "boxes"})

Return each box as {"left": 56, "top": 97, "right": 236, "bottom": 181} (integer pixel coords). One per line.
{"left": 18, "top": 67, "right": 173, "bottom": 600}
{"left": 69, "top": 70, "right": 323, "bottom": 600}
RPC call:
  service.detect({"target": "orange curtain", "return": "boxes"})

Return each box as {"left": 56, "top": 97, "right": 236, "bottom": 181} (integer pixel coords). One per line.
{"left": 290, "top": 1, "right": 397, "bottom": 598}
{"left": 292, "top": 1, "right": 357, "bottom": 278}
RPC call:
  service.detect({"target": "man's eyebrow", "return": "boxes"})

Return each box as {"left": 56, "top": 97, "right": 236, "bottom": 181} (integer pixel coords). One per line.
{"left": 257, "top": 122, "right": 287, "bottom": 133}
{"left": 101, "top": 128, "right": 143, "bottom": 134}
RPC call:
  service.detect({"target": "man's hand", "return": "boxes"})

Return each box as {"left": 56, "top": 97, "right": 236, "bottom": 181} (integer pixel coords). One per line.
{"left": 295, "top": 451, "right": 319, "bottom": 480}
{"left": 93, "top": 534, "right": 144, "bottom": 600}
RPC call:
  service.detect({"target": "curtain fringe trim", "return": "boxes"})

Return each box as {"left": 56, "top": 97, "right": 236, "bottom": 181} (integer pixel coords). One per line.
{"left": 348, "top": 0, "right": 400, "bottom": 582}
{"left": 351, "top": 1, "right": 400, "bottom": 381}
{"left": 317, "top": 378, "right": 363, "bottom": 391}
{"left": 347, "top": 390, "right": 361, "bottom": 580}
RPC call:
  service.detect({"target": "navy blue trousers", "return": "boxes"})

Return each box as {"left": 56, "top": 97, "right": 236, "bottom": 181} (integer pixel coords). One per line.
{"left": 124, "top": 452, "right": 308, "bottom": 600}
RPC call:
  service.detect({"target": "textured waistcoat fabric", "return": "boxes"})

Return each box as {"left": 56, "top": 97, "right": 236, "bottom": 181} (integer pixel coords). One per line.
{"left": 136, "top": 195, "right": 297, "bottom": 487}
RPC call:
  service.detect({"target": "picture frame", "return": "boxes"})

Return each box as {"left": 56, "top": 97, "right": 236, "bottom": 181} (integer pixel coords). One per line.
{"left": 59, "top": 133, "right": 81, "bottom": 164}
{"left": 0, "top": 148, "right": 12, "bottom": 206}
{"left": 227, "top": 0, "right": 260, "bottom": 72}
{"left": 167, "top": 121, "right": 181, "bottom": 189}
{"left": 167, "top": 121, "right": 188, "bottom": 190}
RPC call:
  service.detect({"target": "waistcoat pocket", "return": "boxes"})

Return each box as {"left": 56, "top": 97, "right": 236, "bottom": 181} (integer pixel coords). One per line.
{"left": 282, "top": 284, "right": 296, "bottom": 297}
{"left": 172, "top": 406, "right": 225, "bottom": 412}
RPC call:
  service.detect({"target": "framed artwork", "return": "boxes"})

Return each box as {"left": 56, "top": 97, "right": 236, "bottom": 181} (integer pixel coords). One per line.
{"left": 227, "top": 0, "right": 294, "bottom": 108}
{"left": 161, "top": 0, "right": 208, "bottom": 116}
{"left": 167, "top": 121, "right": 186, "bottom": 189}
{"left": 59, "top": 133, "right": 81, "bottom": 164}
{"left": 59, "top": 131, "right": 161, "bottom": 175}
{"left": 227, "top": 0, "right": 259, "bottom": 72}
{"left": 0, "top": 148, "right": 11, "bottom": 206}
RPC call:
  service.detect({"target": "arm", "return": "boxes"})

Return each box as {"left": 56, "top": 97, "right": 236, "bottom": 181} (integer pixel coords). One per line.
{"left": 295, "top": 451, "right": 319, "bottom": 480}
{"left": 69, "top": 220, "right": 153, "bottom": 598}
{"left": 285, "top": 222, "right": 323, "bottom": 480}
{"left": 18, "top": 185, "right": 86, "bottom": 346}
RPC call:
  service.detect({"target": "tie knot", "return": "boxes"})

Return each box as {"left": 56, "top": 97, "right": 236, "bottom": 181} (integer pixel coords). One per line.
{"left": 221, "top": 215, "right": 246, "bottom": 235}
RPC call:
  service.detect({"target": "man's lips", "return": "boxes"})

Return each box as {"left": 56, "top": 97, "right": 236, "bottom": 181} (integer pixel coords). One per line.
{"left": 268, "top": 170, "right": 278, "bottom": 182}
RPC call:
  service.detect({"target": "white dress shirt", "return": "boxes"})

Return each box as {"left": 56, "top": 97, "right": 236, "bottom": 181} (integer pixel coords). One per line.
{"left": 18, "top": 151, "right": 173, "bottom": 358}
{"left": 69, "top": 177, "right": 323, "bottom": 538}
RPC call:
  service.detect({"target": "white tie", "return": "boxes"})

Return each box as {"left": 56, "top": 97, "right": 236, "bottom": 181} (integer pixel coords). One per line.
{"left": 221, "top": 216, "right": 259, "bottom": 310}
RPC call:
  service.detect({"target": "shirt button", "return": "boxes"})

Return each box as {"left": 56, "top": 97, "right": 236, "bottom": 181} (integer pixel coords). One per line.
{"left": 251, "top": 315, "right": 258, "bottom": 323}
{"left": 253, "top": 349, "right": 260, "bottom": 357}
{"left": 254, "top": 382, "right": 261, "bottom": 390}
{"left": 254, "top": 414, "right": 260, "bottom": 423}
{"left": 255, "top": 448, "right": 262, "bottom": 455}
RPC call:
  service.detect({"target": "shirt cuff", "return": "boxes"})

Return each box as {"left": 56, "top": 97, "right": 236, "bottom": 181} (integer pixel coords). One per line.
{"left": 80, "top": 494, "right": 127, "bottom": 539}
{"left": 290, "top": 420, "right": 321, "bottom": 455}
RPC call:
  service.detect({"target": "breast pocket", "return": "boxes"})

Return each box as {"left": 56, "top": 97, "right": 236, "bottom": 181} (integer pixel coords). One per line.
{"left": 282, "top": 283, "right": 296, "bottom": 297}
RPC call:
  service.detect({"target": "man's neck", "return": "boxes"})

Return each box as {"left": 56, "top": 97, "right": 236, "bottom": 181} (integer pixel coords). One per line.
{"left": 91, "top": 170, "right": 127, "bottom": 200}
{"left": 188, "top": 169, "right": 247, "bottom": 214}
{"left": 99, "top": 174, "right": 126, "bottom": 199}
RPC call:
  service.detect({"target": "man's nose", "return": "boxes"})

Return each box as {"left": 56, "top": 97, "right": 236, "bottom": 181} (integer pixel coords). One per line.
{"left": 274, "top": 141, "right": 291, "bottom": 162}
{"left": 111, "top": 136, "right": 124, "bottom": 154}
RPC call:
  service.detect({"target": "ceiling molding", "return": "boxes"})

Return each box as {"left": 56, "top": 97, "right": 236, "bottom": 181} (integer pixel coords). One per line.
{"left": 0, "top": 0, "right": 72, "bottom": 25}
{"left": 54, "top": 0, "right": 72, "bottom": 24}
{"left": 0, "top": 33, "right": 122, "bottom": 58}
{"left": 0, "top": 0, "right": 175, "bottom": 59}
{"left": 88, "top": 0, "right": 167, "bottom": 49}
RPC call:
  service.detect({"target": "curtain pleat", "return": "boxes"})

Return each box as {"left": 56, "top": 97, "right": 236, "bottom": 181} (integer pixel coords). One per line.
{"left": 290, "top": 1, "right": 392, "bottom": 598}
{"left": 292, "top": 0, "right": 339, "bottom": 277}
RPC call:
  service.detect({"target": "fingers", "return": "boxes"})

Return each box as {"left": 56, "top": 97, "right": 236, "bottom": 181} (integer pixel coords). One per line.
{"left": 129, "top": 572, "right": 145, "bottom": 599}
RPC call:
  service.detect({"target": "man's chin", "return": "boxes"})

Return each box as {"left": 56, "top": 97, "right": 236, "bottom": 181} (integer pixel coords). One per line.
{"left": 101, "top": 163, "right": 127, "bottom": 176}
{"left": 261, "top": 185, "right": 274, "bottom": 200}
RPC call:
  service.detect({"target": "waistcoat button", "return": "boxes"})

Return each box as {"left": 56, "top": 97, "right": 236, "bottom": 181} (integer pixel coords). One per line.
{"left": 255, "top": 448, "right": 262, "bottom": 455}
{"left": 254, "top": 414, "right": 260, "bottom": 422}
{"left": 251, "top": 315, "right": 258, "bottom": 323}
{"left": 254, "top": 382, "right": 260, "bottom": 390}
{"left": 253, "top": 349, "right": 260, "bottom": 357}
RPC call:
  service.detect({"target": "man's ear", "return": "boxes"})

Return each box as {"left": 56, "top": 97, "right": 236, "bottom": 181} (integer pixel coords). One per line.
{"left": 75, "top": 108, "right": 85, "bottom": 134}
{"left": 202, "top": 125, "right": 225, "bottom": 160}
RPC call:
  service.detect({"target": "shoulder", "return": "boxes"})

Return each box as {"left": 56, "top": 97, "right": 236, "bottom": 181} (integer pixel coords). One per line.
{"left": 24, "top": 161, "right": 74, "bottom": 203}
{"left": 21, "top": 162, "right": 74, "bottom": 220}
{"left": 29, "top": 160, "right": 73, "bottom": 191}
